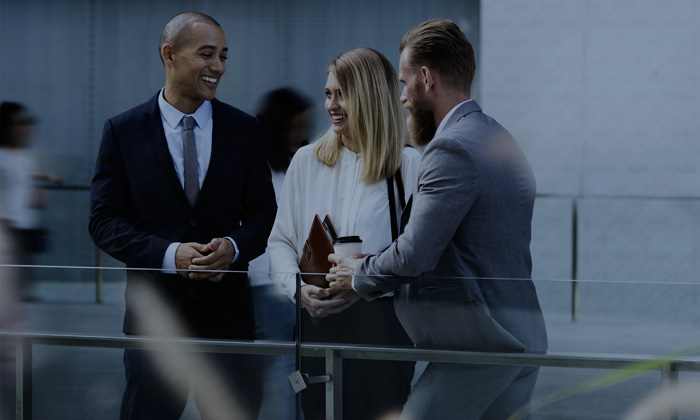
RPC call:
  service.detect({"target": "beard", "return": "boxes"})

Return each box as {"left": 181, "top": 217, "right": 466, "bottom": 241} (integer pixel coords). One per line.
{"left": 407, "top": 89, "right": 436, "bottom": 147}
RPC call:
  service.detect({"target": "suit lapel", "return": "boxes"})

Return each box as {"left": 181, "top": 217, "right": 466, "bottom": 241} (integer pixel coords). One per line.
{"left": 142, "top": 92, "right": 189, "bottom": 205}
{"left": 200, "top": 99, "right": 224, "bottom": 201}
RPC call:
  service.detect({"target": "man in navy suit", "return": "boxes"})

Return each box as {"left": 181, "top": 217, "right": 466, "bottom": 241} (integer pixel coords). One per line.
{"left": 89, "top": 12, "right": 276, "bottom": 420}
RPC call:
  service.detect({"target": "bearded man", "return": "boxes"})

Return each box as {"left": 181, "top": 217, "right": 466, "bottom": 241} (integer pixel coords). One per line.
{"left": 328, "top": 19, "right": 548, "bottom": 420}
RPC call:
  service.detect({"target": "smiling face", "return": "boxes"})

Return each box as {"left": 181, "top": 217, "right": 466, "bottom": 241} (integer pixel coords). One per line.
{"left": 324, "top": 71, "right": 351, "bottom": 141}
{"left": 163, "top": 22, "right": 227, "bottom": 113}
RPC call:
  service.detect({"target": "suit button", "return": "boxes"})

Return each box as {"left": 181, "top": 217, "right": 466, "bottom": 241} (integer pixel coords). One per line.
{"left": 191, "top": 220, "right": 197, "bottom": 226}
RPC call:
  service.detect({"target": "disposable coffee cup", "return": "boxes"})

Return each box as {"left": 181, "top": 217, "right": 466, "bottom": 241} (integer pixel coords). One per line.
{"left": 333, "top": 236, "right": 363, "bottom": 256}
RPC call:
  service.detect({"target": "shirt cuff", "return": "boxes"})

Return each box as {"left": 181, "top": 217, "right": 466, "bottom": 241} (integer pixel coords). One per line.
{"left": 162, "top": 242, "right": 181, "bottom": 274}
{"left": 350, "top": 274, "right": 390, "bottom": 297}
{"left": 224, "top": 237, "right": 239, "bottom": 263}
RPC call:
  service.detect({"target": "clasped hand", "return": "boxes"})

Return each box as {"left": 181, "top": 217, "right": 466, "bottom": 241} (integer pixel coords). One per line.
{"left": 175, "top": 238, "right": 233, "bottom": 282}
{"left": 299, "top": 285, "right": 361, "bottom": 318}
{"left": 298, "top": 253, "right": 370, "bottom": 318}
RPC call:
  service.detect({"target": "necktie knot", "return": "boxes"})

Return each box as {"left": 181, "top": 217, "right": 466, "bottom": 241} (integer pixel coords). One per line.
{"left": 183, "top": 115, "right": 196, "bottom": 131}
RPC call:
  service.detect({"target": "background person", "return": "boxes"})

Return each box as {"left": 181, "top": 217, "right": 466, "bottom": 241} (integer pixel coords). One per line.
{"left": 0, "top": 102, "right": 63, "bottom": 300}
{"left": 328, "top": 19, "right": 548, "bottom": 420}
{"left": 0, "top": 216, "right": 18, "bottom": 360}
{"left": 248, "top": 87, "right": 312, "bottom": 420}
{"left": 268, "top": 48, "right": 420, "bottom": 420}
{"left": 88, "top": 12, "right": 276, "bottom": 420}
{"left": 258, "top": 87, "right": 313, "bottom": 177}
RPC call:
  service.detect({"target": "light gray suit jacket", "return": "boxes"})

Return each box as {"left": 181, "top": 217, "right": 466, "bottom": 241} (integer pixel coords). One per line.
{"left": 356, "top": 100, "right": 547, "bottom": 354}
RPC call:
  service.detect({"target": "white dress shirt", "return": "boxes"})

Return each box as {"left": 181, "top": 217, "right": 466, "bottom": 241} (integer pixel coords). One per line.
{"left": 157, "top": 88, "right": 238, "bottom": 272}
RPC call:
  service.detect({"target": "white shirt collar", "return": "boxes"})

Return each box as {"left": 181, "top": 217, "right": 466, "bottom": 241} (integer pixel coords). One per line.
{"left": 158, "top": 88, "right": 212, "bottom": 129}
{"left": 435, "top": 99, "right": 473, "bottom": 136}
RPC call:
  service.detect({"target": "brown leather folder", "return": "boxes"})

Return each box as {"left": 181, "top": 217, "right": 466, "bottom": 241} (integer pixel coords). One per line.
{"left": 298, "top": 214, "right": 338, "bottom": 288}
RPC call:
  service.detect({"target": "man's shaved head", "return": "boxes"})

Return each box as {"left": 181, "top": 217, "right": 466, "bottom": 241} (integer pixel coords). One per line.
{"left": 159, "top": 12, "right": 221, "bottom": 62}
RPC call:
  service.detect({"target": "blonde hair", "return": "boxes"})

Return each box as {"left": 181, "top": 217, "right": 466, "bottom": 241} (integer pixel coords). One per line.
{"left": 313, "top": 48, "right": 407, "bottom": 184}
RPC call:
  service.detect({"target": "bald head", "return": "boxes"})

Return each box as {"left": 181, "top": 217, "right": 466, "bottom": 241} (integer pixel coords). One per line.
{"left": 159, "top": 12, "right": 221, "bottom": 64}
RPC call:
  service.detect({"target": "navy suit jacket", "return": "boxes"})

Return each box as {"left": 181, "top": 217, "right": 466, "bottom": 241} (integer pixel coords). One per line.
{"left": 89, "top": 92, "right": 277, "bottom": 337}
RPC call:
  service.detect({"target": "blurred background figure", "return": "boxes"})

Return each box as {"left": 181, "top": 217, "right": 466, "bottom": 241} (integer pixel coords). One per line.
{"left": 248, "top": 87, "right": 312, "bottom": 419}
{"left": 257, "top": 87, "right": 313, "bottom": 191}
{"left": 0, "top": 102, "right": 63, "bottom": 301}
{"left": 0, "top": 215, "right": 18, "bottom": 360}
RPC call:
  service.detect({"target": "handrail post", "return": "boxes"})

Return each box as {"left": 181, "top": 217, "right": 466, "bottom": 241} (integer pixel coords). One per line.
{"left": 660, "top": 363, "right": 679, "bottom": 420}
{"left": 571, "top": 197, "right": 579, "bottom": 322}
{"left": 95, "top": 247, "right": 103, "bottom": 304}
{"left": 15, "top": 336, "right": 32, "bottom": 420}
{"left": 295, "top": 272, "right": 303, "bottom": 420}
{"left": 325, "top": 348, "right": 342, "bottom": 420}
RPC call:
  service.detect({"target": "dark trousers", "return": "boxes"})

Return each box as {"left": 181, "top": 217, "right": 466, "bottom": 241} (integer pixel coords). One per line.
{"left": 300, "top": 297, "right": 415, "bottom": 420}
{"left": 120, "top": 278, "right": 262, "bottom": 420}
{"left": 120, "top": 348, "right": 261, "bottom": 420}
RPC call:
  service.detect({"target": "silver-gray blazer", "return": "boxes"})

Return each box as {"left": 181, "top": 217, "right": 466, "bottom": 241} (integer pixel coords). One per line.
{"left": 356, "top": 100, "right": 547, "bottom": 353}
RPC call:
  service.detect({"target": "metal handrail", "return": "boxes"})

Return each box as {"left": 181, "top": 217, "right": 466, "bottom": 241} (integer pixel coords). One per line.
{"left": 3, "top": 331, "right": 700, "bottom": 419}
{"left": 38, "top": 186, "right": 700, "bottom": 313}
{"left": 5, "top": 331, "right": 699, "bottom": 369}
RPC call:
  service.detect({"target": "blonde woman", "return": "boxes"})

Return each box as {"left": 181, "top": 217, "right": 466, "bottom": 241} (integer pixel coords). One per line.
{"left": 268, "top": 48, "right": 420, "bottom": 420}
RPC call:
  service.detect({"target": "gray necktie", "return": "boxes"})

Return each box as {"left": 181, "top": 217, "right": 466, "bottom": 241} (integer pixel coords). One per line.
{"left": 182, "top": 116, "right": 199, "bottom": 207}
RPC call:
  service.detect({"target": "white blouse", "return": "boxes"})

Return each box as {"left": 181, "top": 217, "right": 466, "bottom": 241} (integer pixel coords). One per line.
{"left": 268, "top": 144, "right": 422, "bottom": 302}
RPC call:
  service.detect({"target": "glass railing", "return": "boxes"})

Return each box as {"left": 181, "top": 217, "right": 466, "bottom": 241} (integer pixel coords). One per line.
{"left": 1, "top": 266, "right": 699, "bottom": 420}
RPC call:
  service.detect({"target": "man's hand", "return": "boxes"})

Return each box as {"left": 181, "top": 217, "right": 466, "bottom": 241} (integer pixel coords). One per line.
{"left": 326, "top": 253, "right": 370, "bottom": 290}
{"left": 187, "top": 238, "right": 235, "bottom": 282}
{"left": 175, "top": 242, "right": 210, "bottom": 279}
{"left": 300, "top": 284, "right": 360, "bottom": 318}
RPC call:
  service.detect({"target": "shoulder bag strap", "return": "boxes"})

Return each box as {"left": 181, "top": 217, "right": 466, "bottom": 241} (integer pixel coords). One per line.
{"left": 395, "top": 167, "right": 405, "bottom": 210}
{"left": 386, "top": 165, "right": 405, "bottom": 242}
{"left": 387, "top": 175, "right": 398, "bottom": 241}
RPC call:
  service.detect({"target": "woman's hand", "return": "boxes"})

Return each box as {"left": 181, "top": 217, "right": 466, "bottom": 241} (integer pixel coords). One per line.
{"left": 300, "top": 284, "right": 360, "bottom": 318}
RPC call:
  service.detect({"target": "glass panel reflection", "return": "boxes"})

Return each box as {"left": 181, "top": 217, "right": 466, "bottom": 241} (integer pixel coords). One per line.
{"left": 2, "top": 268, "right": 700, "bottom": 419}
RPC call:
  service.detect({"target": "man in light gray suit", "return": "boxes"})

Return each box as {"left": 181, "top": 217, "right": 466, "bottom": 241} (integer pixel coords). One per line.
{"left": 327, "top": 19, "right": 547, "bottom": 420}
